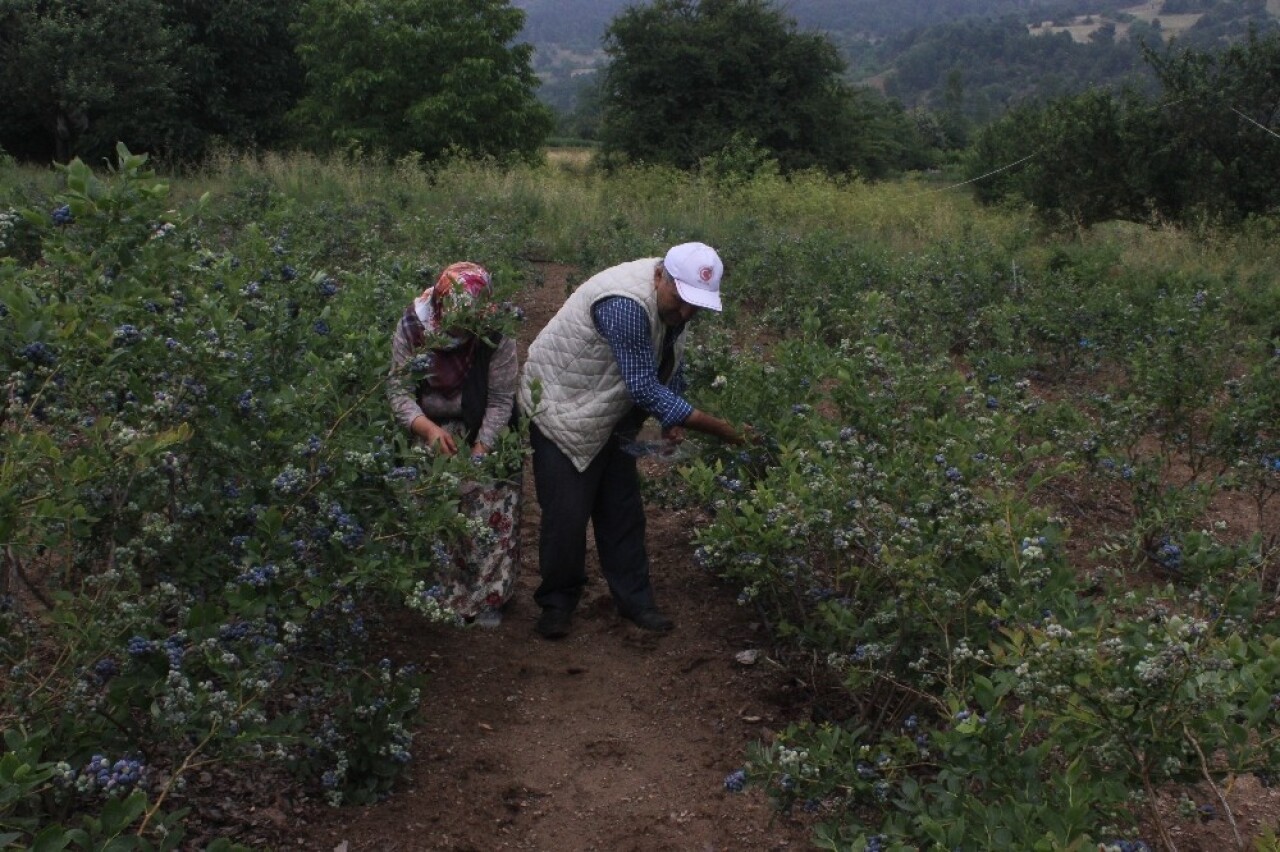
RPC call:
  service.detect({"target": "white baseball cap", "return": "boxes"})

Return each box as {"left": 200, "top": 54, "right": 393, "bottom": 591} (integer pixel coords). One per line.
{"left": 663, "top": 242, "right": 723, "bottom": 312}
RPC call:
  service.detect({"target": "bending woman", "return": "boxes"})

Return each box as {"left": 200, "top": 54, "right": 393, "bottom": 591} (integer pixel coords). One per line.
{"left": 388, "top": 262, "right": 520, "bottom": 627}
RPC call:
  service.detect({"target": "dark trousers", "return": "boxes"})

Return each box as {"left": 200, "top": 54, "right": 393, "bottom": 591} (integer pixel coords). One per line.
{"left": 530, "top": 422, "right": 655, "bottom": 615}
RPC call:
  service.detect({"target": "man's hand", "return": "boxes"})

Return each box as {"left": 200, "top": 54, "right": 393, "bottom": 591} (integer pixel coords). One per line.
{"left": 683, "top": 409, "right": 751, "bottom": 445}
{"left": 661, "top": 425, "right": 687, "bottom": 444}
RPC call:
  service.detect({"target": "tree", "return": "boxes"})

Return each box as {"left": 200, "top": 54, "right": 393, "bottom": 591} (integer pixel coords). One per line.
{"left": 966, "top": 88, "right": 1179, "bottom": 226}
{"left": 597, "top": 0, "right": 918, "bottom": 176}
{"left": 0, "top": 0, "right": 185, "bottom": 164}
{"left": 290, "top": 0, "right": 553, "bottom": 162}
{"left": 162, "top": 0, "right": 306, "bottom": 157}
{"left": 1144, "top": 27, "right": 1280, "bottom": 219}
{"left": 968, "top": 30, "right": 1280, "bottom": 226}
{"left": 0, "top": 0, "right": 307, "bottom": 165}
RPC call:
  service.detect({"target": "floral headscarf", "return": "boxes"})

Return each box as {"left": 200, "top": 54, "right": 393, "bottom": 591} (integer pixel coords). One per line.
{"left": 402, "top": 262, "right": 492, "bottom": 397}
{"left": 412, "top": 262, "right": 492, "bottom": 336}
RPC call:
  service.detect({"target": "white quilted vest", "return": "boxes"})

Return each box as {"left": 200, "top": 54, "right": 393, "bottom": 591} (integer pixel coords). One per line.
{"left": 519, "top": 258, "right": 685, "bottom": 471}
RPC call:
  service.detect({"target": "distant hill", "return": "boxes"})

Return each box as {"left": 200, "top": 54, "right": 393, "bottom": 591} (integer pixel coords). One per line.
{"left": 520, "top": 0, "right": 1279, "bottom": 124}
{"left": 514, "top": 0, "right": 1126, "bottom": 52}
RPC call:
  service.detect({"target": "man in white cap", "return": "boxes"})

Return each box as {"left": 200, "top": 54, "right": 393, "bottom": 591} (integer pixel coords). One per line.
{"left": 519, "top": 242, "right": 748, "bottom": 639}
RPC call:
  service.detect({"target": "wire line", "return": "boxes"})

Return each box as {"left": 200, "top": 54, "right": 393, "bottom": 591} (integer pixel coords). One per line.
{"left": 1232, "top": 107, "right": 1280, "bottom": 140}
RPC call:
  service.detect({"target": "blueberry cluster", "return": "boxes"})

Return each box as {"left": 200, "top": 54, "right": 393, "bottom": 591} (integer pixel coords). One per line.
{"left": 65, "top": 754, "right": 146, "bottom": 796}
{"left": 327, "top": 503, "right": 364, "bottom": 548}
{"left": 92, "top": 657, "right": 119, "bottom": 682}
{"left": 19, "top": 341, "right": 57, "bottom": 366}
{"left": 113, "top": 324, "right": 142, "bottom": 346}
{"left": 52, "top": 204, "right": 73, "bottom": 225}
{"left": 1154, "top": 538, "right": 1183, "bottom": 571}
{"left": 162, "top": 634, "right": 185, "bottom": 668}
{"left": 237, "top": 563, "right": 279, "bottom": 588}
{"left": 219, "top": 621, "right": 251, "bottom": 642}
{"left": 715, "top": 475, "right": 744, "bottom": 493}
{"left": 272, "top": 466, "right": 307, "bottom": 495}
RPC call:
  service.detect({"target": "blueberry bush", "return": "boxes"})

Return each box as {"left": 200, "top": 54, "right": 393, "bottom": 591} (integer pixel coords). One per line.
{"left": 2, "top": 146, "right": 1278, "bottom": 849}
{"left": 676, "top": 225, "right": 1280, "bottom": 848}
{"left": 0, "top": 146, "right": 529, "bottom": 846}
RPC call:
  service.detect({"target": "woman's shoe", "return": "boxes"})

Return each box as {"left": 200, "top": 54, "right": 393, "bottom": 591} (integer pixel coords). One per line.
{"left": 473, "top": 608, "right": 503, "bottom": 629}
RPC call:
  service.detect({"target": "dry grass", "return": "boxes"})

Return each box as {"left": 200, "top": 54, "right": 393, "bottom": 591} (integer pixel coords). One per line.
{"left": 100, "top": 149, "right": 1280, "bottom": 296}
{"left": 544, "top": 147, "right": 595, "bottom": 173}
{"left": 1028, "top": 1, "right": 1204, "bottom": 43}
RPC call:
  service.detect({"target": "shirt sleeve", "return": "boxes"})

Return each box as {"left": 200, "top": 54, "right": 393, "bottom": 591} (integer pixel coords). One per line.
{"left": 475, "top": 336, "right": 518, "bottom": 449}
{"left": 388, "top": 316, "right": 426, "bottom": 431}
{"left": 592, "top": 296, "right": 693, "bottom": 429}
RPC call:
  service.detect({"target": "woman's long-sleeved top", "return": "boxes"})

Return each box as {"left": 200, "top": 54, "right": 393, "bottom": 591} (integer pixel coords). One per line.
{"left": 388, "top": 324, "right": 518, "bottom": 449}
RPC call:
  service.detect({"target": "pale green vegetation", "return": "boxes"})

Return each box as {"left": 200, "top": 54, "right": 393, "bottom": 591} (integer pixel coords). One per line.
{"left": 180, "top": 149, "right": 1276, "bottom": 289}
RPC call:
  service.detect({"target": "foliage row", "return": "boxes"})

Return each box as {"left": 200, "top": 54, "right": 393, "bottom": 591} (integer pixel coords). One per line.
{"left": 658, "top": 228, "right": 1278, "bottom": 846}
{"left": 0, "top": 147, "right": 529, "bottom": 847}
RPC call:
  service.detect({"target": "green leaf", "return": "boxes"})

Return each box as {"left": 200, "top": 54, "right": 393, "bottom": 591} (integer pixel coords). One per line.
{"left": 29, "top": 825, "right": 72, "bottom": 852}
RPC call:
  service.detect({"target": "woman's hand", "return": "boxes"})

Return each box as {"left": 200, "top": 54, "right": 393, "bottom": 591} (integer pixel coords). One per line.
{"left": 413, "top": 415, "right": 457, "bottom": 455}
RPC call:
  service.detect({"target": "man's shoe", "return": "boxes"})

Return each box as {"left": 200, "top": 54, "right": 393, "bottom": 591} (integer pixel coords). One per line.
{"left": 535, "top": 607, "right": 572, "bottom": 639}
{"left": 625, "top": 608, "right": 675, "bottom": 632}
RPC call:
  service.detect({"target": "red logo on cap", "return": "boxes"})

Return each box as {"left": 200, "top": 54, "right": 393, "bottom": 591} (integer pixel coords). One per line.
{"left": 698, "top": 265, "right": 714, "bottom": 283}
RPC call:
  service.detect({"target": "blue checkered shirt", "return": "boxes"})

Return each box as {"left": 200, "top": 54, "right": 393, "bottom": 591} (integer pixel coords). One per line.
{"left": 592, "top": 296, "right": 692, "bottom": 429}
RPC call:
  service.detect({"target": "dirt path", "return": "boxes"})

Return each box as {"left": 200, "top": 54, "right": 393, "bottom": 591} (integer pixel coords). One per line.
{"left": 297, "top": 265, "right": 813, "bottom": 851}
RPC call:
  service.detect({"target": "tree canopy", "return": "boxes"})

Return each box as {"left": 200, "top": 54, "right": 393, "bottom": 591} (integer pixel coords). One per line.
{"left": 290, "top": 0, "right": 553, "bottom": 162}
{"left": 0, "top": 0, "right": 186, "bottom": 164}
{"left": 0, "top": 0, "right": 550, "bottom": 166}
{"left": 967, "top": 28, "right": 1280, "bottom": 225}
{"left": 597, "top": 0, "right": 922, "bottom": 177}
